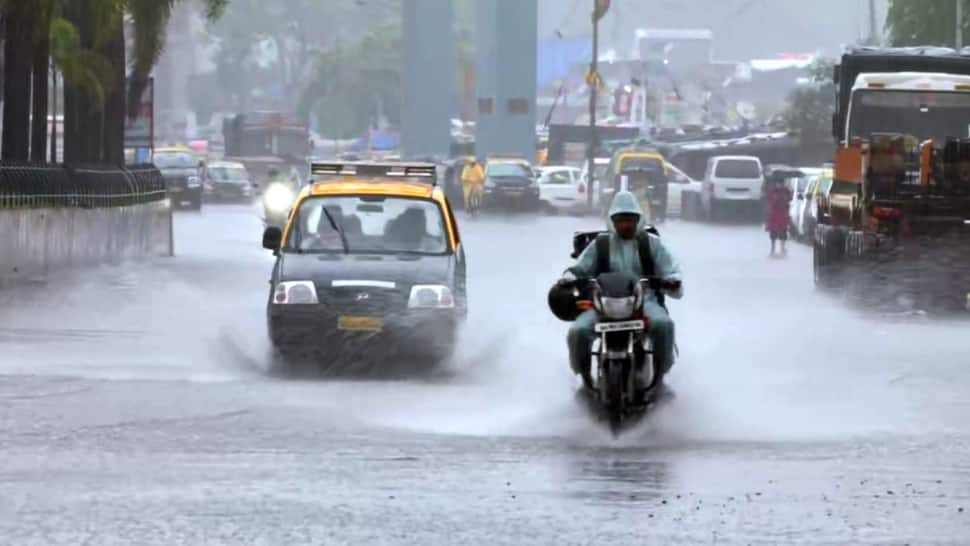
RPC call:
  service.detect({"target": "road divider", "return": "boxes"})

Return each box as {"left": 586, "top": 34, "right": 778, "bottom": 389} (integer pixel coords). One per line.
{"left": 0, "top": 162, "right": 173, "bottom": 284}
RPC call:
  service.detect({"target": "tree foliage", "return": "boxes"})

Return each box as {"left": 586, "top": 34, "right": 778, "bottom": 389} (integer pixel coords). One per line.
{"left": 782, "top": 59, "right": 836, "bottom": 145}
{"left": 299, "top": 24, "right": 403, "bottom": 139}
{"left": 1, "top": 0, "right": 226, "bottom": 162}
{"left": 887, "top": 0, "right": 967, "bottom": 47}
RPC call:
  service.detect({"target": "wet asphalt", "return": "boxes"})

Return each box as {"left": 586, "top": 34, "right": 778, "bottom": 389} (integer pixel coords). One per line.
{"left": 1, "top": 204, "right": 969, "bottom": 545}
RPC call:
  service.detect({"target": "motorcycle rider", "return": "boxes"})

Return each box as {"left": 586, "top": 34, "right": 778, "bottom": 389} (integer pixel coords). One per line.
{"left": 460, "top": 157, "right": 486, "bottom": 211}
{"left": 561, "top": 190, "right": 684, "bottom": 397}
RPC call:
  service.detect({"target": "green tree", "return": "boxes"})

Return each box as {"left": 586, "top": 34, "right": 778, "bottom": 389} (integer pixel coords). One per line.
{"left": 782, "top": 59, "right": 836, "bottom": 145}
{"left": 887, "top": 0, "right": 966, "bottom": 47}
{"left": 300, "top": 24, "right": 402, "bottom": 139}
{"left": 4, "top": 0, "right": 226, "bottom": 163}
{"left": 2, "top": 0, "right": 35, "bottom": 160}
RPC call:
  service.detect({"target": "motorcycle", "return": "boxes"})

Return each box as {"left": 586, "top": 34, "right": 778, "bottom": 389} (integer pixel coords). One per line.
{"left": 561, "top": 273, "right": 679, "bottom": 436}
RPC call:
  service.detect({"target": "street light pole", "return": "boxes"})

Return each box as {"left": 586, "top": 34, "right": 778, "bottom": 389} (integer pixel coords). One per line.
{"left": 587, "top": 0, "right": 607, "bottom": 209}
{"left": 587, "top": 17, "right": 598, "bottom": 208}
{"left": 958, "top": 0, "right": 964, "bottom": 49}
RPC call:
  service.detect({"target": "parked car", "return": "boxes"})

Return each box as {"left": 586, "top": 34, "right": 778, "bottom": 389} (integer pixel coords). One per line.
{"left": 799, "top": 168, "right": 834, "bottom": 243}
{"left": 701, "top": 155, "right": 765, "bottom": 221}
{"left": 664, "top": 161, "right": 699, "bottom": 218}
{"left": 787, "top": 168, "right": 824, "bottom": 241}
{"left": 537, "top": 166, "right": 588, "bottom": 214}
{"left": 587, "top": 157, "right": 614, "bottom": 212}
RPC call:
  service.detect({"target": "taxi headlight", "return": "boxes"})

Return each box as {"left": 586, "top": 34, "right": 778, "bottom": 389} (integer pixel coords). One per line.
{"left": 264, "top": 183, "right": 294, "bottom": 212}
{"left": 273, "top": 281, "right": 319, "bottom": 305}
{"left": 408, "top": 285, "right": 455, "bottom": 309}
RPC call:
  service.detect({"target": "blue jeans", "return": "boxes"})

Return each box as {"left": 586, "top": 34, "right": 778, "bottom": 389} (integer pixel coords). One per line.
{"left": 567, "top": 300, "right": 675, "bottom": 378}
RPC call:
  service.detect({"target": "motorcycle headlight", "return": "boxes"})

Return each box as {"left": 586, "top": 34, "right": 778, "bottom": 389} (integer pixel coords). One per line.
{"left": 408, "top": 285, "right": 455, "bottom": 309}
{"left": 272, "top": 281, "right": 319, "bottom": 305}
{"left": 264, "top": 183, "right": 294, "bottom": 212}
{"left": 596, "top": 295, "right": 638, "bottom": 320}
{"left": 187, "top": 175, "right": 202, "bottom": 188}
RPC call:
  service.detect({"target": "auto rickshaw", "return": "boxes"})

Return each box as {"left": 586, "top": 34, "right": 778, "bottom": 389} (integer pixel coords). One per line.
{"left": 607, "top": 147, "right": 669, "bottom": 223}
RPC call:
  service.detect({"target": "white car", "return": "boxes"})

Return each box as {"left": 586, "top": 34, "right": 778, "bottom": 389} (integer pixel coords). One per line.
{"left": 799, "top": 169, "right": 833, "bottom": 242}
{"left": 586, "top": 158, "right": 613, "bottom": 212}
{"left": 788, "top": 168, "right": 825, "bottom": 240}
{"left": 664, "top": 162, "right": 699, "bottom": 218}
{"left": 701, "top": 155, "right": 765, "bottom": 220}
{"left": 538, "top": 166, "right": 588, "bottom": 214}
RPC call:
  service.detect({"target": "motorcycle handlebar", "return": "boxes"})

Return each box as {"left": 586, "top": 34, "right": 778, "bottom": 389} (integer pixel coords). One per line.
{"left": 562, "top": 277, "right": 681, "bottom": 292}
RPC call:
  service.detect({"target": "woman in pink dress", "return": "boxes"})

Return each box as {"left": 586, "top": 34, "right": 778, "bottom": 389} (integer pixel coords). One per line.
{"left": 765, "top": 178, "right": 792, "bottom": 257}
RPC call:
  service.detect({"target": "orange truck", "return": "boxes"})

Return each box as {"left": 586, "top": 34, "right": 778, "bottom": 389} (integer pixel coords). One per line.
{"left": 815, "top": 48, "right": 970, "bottom": 311}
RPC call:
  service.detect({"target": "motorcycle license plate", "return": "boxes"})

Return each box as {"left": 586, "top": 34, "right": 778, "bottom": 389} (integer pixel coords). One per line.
{"left": 595, "top": 320, "right": 644, "bottom": 333}
{"left": 338, "top": 316, "right": 384, "bottom": 332}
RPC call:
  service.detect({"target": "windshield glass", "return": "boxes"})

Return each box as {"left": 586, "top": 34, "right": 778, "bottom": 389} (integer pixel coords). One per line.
{"left": 154, "top": 153, "right": 196, "bottom": 169}
{"left": 848, "top": 90, "right": 970, "bottom": 142}
{"left": 618, "top": 156, "right": 663, "bottom": 173}
{"left": 818, "top": 174, "right": 834, "bottom": 194}
{"left": 487, "top": 162, "right": 532, "bottom": 177}
{"left": 209, "top": 165, "right": 248, "bottom": 182}
{"left": 715, "top": 159, "right": 761, "bottom": 179}
{"left": 285, "top": 196, "right": 448, "bottom": 255}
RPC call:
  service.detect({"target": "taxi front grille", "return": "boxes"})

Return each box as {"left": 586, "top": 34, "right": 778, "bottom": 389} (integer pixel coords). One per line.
{"left": 318, "top": 287, "right": 406, "bottom": 313}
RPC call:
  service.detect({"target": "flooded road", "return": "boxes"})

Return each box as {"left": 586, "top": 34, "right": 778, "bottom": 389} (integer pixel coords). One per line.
{"left": 2, "top": 205, "right": 968, "bottom": 544}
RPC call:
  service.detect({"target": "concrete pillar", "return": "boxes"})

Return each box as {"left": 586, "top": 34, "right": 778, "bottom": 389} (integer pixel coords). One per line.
{"left": 475, "top": 0, "right": 538, "bottom": 161}
{"left": 401, "top": 0, "right": 456, "bottom": 159}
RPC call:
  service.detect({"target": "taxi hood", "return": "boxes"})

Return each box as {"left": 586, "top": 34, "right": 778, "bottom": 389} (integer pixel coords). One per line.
{"left": 278, "top": 252, "right": 453, "bottom": 288}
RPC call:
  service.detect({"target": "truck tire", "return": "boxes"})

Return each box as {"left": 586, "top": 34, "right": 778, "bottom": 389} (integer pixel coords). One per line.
{"left": 814, "top": 226, "right": 846, "bottom": 291}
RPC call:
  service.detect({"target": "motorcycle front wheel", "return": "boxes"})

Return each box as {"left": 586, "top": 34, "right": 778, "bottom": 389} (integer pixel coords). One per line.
{"left": 603, "top": 360, "right": 626, "bottom": 436}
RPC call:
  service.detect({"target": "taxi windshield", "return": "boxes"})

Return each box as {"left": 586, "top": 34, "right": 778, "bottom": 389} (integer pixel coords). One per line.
{"left": 285, "top": 195, "right": 448, "bottom": 255}
{"left": 618, "top": 156, "right": 663, "bottom": 173}
{"left": 153, "top": 152, "right": 196, "bottom": 169}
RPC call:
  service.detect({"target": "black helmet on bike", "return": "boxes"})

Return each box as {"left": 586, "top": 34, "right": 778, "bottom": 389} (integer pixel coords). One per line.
{"left": 548, "top": 281, "right": 583, "bottom": 322}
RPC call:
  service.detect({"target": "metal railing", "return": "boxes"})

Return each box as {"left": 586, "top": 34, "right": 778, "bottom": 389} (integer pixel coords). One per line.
{"left": 0, "top": 162, "right": 167, "bottom": 209}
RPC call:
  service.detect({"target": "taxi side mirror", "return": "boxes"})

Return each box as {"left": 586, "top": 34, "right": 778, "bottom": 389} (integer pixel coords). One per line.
{"left": 263, "top": 226, "right": 283, "bottom": 251}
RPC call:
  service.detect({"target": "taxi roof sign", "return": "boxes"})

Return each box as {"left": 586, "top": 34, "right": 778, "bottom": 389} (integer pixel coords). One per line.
{"left": 310, "top": 161, "right": 438, "bottom": 185}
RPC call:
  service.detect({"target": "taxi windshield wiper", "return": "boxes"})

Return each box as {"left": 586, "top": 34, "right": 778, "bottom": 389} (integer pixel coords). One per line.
{"left": 321, "top": 207, "right": 350, "bottom": 254}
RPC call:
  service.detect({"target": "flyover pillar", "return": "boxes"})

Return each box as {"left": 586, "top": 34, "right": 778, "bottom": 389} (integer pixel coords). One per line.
{"left": 474, "top": 0, "right": 538, "bottom": 161}
{"left": 401, "top": 0, "right": 456, "bottom": 159}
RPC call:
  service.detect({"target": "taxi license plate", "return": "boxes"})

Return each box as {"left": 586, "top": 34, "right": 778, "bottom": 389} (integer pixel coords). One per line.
{"left": 338, "top": 316, "right": 384, "bottom": 332}
{"left": 505, "top": 191, "right": 522, "bottom": 197}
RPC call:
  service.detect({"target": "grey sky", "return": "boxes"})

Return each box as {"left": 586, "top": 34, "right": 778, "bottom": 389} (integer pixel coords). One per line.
{"left": 539, "top": 0, "right": 889, "bottom": 60}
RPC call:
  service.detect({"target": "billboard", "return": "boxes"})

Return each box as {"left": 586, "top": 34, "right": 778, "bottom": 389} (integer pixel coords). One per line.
{"left": 124, "top": 77, "right": 154, "bottom": 149}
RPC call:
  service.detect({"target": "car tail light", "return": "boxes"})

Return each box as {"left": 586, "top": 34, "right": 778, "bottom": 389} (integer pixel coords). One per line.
{"left": 707, "top": 182, "right": 715, "bottom": 193}
{"left": 578, "top": 183, "right": 586, "bottom": 194}
{"left": 872, "top": 206, "right": 902, "bottom": 219}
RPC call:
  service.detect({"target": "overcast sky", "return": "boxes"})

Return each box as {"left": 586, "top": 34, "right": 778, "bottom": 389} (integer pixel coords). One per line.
{"left": 539, "top": 0, "right": 890, "bottom": 60}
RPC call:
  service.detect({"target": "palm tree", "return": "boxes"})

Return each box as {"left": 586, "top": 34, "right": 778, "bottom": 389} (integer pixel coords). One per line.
{"left": 2, "top": 0, "right": 33, "bottom": 160}
{"left": 59, "top": 0, "right": 226, "bottom": 163}
{"left": 4, "top": 0, "right": 226, "bottom": 163}
{"left": 30, "top": 1, "right": 53, "bottom": 162}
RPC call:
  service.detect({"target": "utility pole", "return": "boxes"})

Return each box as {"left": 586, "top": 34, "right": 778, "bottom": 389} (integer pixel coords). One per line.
{"left": 958, "top": 0, "right": 964, "bottom": 49}
{"left": 868, "top": 0, "right": 878, "bottom": 45}
{"left": 587, "top": 0, "right": 609, "bottom": 209}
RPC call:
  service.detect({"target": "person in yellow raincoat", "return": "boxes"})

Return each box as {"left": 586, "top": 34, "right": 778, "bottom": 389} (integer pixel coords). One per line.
{"left": 460, "top": 158, "right": 486, "bottom": 212}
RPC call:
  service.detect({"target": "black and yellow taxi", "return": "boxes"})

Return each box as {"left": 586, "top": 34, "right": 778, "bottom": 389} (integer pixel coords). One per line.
{"left": 261, "top": 161, "right": 468, "bottom": 374}
{"left": 483, "top": 155, "right": 541, "bottom": 211}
